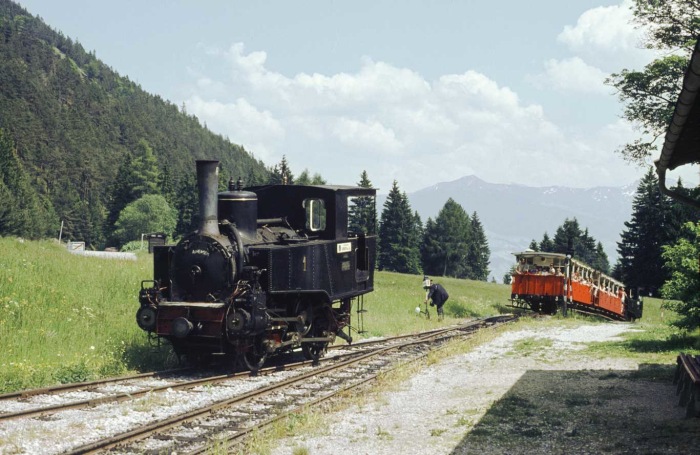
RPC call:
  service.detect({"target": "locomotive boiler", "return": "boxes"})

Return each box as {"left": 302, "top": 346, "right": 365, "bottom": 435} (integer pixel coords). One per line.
{"left": 136, "top": 160, "right": 376, "bottom": 370}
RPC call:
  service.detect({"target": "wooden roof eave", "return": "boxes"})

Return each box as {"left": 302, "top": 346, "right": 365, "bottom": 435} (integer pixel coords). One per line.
{"left": 656, "top": 40, "right": 700, "bottom": 208}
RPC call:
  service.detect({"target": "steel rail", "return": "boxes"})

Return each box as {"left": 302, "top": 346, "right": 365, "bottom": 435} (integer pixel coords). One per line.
{"left": 1, "top": 322, "right": 480, "bottom": 421}
{"left": 184, "top": 314, "right": 517, "bottom": 454}
{"left": 67, "top": 315, "right": 515, "bottom": 454}
{"left": 0, "top": 367, "right": 193, "bottom": 401}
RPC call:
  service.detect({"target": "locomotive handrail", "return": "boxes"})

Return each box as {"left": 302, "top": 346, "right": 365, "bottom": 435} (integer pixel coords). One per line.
{"left": 257, "top": 217, "right": 288, "bottom": 225}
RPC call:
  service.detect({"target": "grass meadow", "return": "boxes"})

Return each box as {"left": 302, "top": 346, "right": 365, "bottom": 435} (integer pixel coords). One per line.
{"left": 1, "top": 236, "right": 697, "bottom": 395}
{"left": 0, "top": 237, "right": 511, "bottom": 393}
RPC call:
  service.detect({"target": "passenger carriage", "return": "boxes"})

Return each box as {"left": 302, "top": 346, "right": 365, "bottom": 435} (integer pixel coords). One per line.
{"left": 510, "top": 251, "right": 643, "bottom": 321}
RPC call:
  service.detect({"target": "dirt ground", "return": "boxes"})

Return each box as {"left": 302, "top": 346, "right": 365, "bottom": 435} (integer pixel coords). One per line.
{"left": 269, "top": 322, "right": 700, "bottom": 455}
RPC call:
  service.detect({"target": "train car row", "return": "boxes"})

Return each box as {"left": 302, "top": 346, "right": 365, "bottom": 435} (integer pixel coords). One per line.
{"left": 510, "top": 251, "right": 643, "bottom": 321}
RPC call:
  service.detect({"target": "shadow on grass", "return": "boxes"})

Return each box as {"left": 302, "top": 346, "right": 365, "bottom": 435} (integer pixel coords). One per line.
{"left": 614, "top": 335, "right": 700, "bottom": 355}
{"left": 449, "top": 366, "right": 700, "bottom": 454}
{"left": 493, "top": 304, "right": 532, "bottom": 317}
{"left": 446, "top": 301, "right": 482, "bottom": 318}
{"left": 122, "top": 339, "right": 179, "bottom": 371}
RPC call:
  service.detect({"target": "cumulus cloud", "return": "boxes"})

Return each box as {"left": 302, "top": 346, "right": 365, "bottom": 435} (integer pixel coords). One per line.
{"left": 185, "top": 42, "right": 639, "bottom": 192}
{"left": 535, "top": 57, "right": 610, "bottom": 94}
{"left": 557, "top": 0, "right": 653, "bottom": 70}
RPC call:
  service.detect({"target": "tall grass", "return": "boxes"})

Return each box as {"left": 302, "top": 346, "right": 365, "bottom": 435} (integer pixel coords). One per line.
{"left": 13, "top": 237, "right": 690, "bottom": 395}
{"left": 0, "top": 237, "right": 170, "bottom": 392}
{"left": 585, "top": 296, "right": 700, "bottom": 364}
{"left": 360, "top": 271, "right": 511, "bottom": 337}
{"left": 0, "top": 238, "right": 514, "bottom": 393}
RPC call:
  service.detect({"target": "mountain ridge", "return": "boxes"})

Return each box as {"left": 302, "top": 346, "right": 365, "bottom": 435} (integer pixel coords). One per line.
{"left": 390, "top": 175, "right": 637, "bottom": 282}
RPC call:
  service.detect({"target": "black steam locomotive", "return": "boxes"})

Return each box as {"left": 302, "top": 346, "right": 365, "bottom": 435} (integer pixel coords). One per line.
{"left": 136, "top": 160, "right": 376, "bottom": 370}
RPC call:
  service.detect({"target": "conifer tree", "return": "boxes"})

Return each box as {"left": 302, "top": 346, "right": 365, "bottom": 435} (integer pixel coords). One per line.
{"left": 296, "top": 169, "right": 311, "bottom": 185}
{"left": 348, "top": 170, "right": 377, "bottom": 235}
{"left": 173, "top": 171, "right": 198, "bottom": 238}
{"left": 539, "top": 232, "right": 554, "bottom": 252}
{"left": 131, "top": 139, "right": 160, "bottom": 198}
{"left": 158, "top": 163, "right": 176, "bottom": 206}
{"left": 0, "top": 128, "right": 56, "bottom": 238}
{"left": 468, "top": 212, "right": 490, "bottom": 281}
{"left": 421, "top": 198, "right": 471, "bottom": 278}
{"left": 378, "top": 181, "right": 421, "bottom": 274}
{"left": 536, "top": 218, "right": 609, "bottom": 273}
{"left": 269, "top": 155, "right": 294, "bottom": 184}
{"left": 616, "top": 167, "right": 674, "bottom": 294}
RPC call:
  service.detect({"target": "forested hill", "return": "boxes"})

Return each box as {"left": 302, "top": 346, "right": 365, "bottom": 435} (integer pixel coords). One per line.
{"left": 0, "top": 0, "right": 270, "bottom": 247}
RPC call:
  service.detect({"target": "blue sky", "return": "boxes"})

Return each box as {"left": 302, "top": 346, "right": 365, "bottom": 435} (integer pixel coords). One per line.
{"left": 17, "top": 0, "right": 686, "bottom": 192}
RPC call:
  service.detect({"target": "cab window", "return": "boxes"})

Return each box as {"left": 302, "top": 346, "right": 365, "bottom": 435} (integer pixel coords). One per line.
{"left": 304, "top": 198, "right": 326, "bottom": 231}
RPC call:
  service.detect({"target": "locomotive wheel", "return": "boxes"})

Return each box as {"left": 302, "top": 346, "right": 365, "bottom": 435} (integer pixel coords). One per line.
{"left": 240, "top": 338, "right": 268, "bottom": 373}
{"left": 243, "top": 350, "right": 267, "bottom": 372}
{"left": 302, "top": 342, "right": 327, "bottom": 363}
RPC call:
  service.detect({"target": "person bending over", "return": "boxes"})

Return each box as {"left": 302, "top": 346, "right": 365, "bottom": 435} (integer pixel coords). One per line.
{"left": 424, "top": 278, "right": 449, "bottom": 321}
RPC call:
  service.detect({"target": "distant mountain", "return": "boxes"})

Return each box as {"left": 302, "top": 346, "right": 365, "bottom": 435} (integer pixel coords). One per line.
{"left": 381, "top": 175, "right": 636, "bottom": 283}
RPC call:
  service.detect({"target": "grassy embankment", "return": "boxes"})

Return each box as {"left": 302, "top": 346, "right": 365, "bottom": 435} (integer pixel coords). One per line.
{"left": 0, "top": 237, "right": 511, "bottom": 393}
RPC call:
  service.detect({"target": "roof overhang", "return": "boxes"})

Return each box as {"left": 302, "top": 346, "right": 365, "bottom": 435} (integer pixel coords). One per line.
{"left": 655, "top": 40, "right": 700, "bottom": 207}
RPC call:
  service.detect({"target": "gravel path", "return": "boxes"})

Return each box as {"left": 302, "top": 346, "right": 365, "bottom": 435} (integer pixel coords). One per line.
{"left": 270, "top": 322, "right": 700, "bottom": 455}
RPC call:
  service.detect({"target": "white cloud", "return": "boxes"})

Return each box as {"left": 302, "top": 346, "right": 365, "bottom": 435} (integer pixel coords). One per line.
{"left": 185, "top": 42, "right": 640, "bottom": 192}
{"left": 558, "top": 0, "right": 639, "bottom": 52}
{"left": 557, "top": 0, "right": 653, "bottom": 70}
{"left": 535, "top": 57, "right": 610, "bottom": 94}
{"left": 186, "top": 95, "right": 285, "bottom": 162}
{"left": 330, "top": 118, "right": 403, "bottom": 154}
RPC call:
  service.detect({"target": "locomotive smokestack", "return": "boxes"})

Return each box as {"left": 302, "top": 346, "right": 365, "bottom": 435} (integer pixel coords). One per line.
{"left": 196, "top": 160, "right": 221, "bottom": 237}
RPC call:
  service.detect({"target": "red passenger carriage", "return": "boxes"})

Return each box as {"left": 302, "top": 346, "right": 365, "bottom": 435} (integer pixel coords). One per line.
{"left": 510, "top": 251, "right": 643, "bottom": 321}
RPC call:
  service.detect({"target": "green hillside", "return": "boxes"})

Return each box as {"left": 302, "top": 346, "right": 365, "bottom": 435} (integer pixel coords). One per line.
{"left": 0, "top": 0, "right": 270, "bottom": 247}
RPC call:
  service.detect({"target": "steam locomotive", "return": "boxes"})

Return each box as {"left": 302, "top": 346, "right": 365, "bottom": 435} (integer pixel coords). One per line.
{"left": 136, "top": 160, "right": 377, "bottom": 370}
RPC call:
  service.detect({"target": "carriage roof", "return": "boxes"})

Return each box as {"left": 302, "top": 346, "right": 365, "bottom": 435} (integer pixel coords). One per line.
{"left": 513, "top": 251, "right": 626, "bottom": 288}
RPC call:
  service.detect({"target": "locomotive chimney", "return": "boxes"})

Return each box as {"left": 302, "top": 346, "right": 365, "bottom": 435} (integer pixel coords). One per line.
{"left": 196, "top": 160, "right": 221, "bottom": 237}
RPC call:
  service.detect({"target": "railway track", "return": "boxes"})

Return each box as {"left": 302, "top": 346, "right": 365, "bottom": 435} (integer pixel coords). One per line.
{"left": 0, "top": 315, "right": 515, "bottom": 454}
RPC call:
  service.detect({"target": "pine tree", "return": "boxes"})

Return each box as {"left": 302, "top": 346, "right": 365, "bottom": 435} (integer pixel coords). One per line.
{"left": 539, "top": 232, "right": 554, "bottom": 252}
{"left": 538, "top": 218, "right": 609, "bottom": 273}
{"left": 378, "top": 181, "right": 421, "bottom": 274}
{"left": 269, "top": 156, "right": 294, "bottom": 184}
{"left": 553, "top": 218, "right": 581, "bottom": 255}
{"left": 296, "top": 169, "right": 311, "bottom": 185}
{"left": 616, "top": 167, "right": 675, "bottom": 294}
{"left": 173, "top": 170, "right": 198, "bottom": 238}
{"left": 158, "top": 163, "right": 176, "bottom": 206}
{"left": 592, "top": 241, "right": 610, "bottom": 273}
{"left": 0, "top": 128, "right": 56, "bottom": 238}
{"left": 421, "top": 198, "right": 471, "bottom": 278}
{"left": 348, "top": 170, "right": 377, "bottom": 235}
{"left": 468, "top": 212, "right": 490, "bottom": 281}
{"left": 131, "top": 139, "right": 160, "bottom": 198}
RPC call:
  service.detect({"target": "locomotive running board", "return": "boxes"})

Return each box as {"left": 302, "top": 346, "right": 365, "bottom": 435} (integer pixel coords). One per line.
{"left": 158, "top": 302, "right": 226, "bottom": 308}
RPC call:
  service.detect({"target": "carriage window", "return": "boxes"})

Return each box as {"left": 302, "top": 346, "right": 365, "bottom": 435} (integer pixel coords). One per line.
{"left": 304, "top": 199, "right": 326, "bottom": 231}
